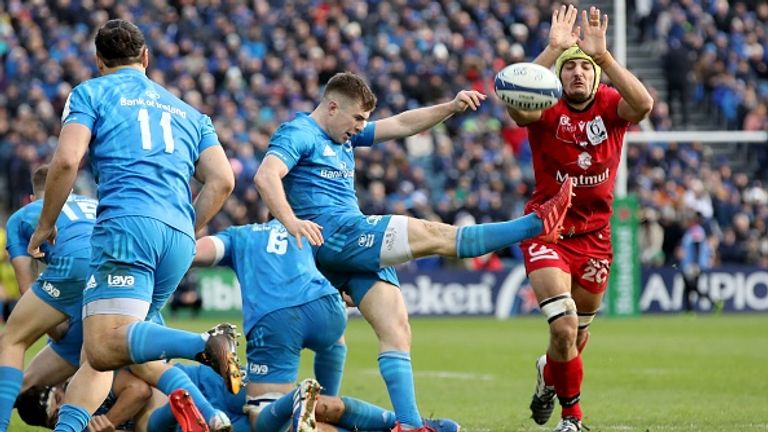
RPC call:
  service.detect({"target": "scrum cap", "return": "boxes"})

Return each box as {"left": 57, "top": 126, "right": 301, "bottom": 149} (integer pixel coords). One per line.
{"left": 555, "top": 45, "right": 601, "bottom": 97}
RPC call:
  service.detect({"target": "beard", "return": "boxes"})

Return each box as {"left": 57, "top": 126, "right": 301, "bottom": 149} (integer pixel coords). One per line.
{"left": 564, "top": 88, "right": 591, "bottom": 104}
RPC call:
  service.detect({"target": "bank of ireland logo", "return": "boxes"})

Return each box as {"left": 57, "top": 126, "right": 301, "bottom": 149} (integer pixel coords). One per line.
{"left": 577, "top": 152, "right": 592, "bottom": 170}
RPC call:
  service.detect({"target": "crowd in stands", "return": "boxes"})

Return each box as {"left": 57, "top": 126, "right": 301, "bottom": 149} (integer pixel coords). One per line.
{"left": 1, "top": 0, "right": 767, "bottom": 275}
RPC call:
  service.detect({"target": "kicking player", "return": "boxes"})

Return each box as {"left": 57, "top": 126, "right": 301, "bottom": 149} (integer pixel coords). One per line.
{"left": 0, "top": 165, "right": 96, "bottom": 431}
{"left": 254, "top": 71, "right": 573, "bottom": 431}
{"left": 506, "top": 6, "right": 653, "bottom": 432}
{"left": 27, "top": 19, "right": 237, "bottom": 432}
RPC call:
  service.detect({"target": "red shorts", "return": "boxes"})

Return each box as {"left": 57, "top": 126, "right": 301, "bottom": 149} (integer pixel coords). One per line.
{"left": 521, "top": 224, "right": 613, "bottom": 294}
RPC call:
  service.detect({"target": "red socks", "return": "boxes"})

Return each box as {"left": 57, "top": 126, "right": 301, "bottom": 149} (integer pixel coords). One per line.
{"left": 546, "top": 353, "right": 584, "bottom": 420}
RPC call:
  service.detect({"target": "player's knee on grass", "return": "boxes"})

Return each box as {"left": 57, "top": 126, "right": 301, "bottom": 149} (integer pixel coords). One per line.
{"left": 539, "top": 294, "right": 578, "bottom": 354}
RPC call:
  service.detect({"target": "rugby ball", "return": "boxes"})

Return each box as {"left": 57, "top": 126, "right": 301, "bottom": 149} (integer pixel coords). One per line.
{"left": 494, "top": 62, "right": 562, "bottom": 111}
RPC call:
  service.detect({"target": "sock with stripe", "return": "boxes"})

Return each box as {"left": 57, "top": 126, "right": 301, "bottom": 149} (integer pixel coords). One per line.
{"left": 0, "top": 366, "right": 22, "bottom": 431}
{"left": 314, "top": 343, "right": 347, "bottom": 396}
{"left": 156, "top": 367, "right": 217, "bottom": 423}
{"left": 339, "top": 396, "right": 396, "bottom": 430}
{"left": 53, "top": 404, "right": 91, "bottom": 432}
{"left": 456, "top": 213, "right": 543, "bottom": 258}
{"left": 127, "top": 321, "right": 206, "bottom": 363}
{"left": 548, "top": 353, "right": 584, "bottom": 420}
{"left": 255, "top": 388, "right": 295, "bottom": 432}
{"left": 378, "top": 351, "right": 422, "bottom": 428}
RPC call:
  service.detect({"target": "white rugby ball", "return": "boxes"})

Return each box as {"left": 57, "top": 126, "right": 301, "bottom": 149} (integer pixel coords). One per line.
{"left": 494, "top": 62, "right": 562, "bottom": 111}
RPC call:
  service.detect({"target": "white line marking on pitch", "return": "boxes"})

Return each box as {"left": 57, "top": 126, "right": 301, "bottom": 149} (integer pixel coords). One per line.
{"left": 361, "top": 369, "right": 496, "bottom": 381}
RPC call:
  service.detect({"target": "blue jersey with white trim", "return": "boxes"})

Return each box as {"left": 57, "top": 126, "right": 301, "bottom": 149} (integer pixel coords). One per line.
{"left": 265, "top": 113, "right": 375, "bottom": 221}
{"left": 214, "top": 219, "right": 339, "bottom": 333}
{"left": 62, "top": 68, "right": 220, "bottom": 238}
{"left": 5, "top": 194, "right": 96, "bottom": 263}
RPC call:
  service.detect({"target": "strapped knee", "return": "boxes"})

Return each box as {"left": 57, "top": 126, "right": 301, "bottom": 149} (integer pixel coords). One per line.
{"left": 539, "top": 294, "right": 577, "bottom": 323}
{"left": 578, "top": 311, "right": 597, "bottom": 330}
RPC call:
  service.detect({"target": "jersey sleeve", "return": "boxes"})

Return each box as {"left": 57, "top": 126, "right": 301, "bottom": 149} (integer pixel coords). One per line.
{"left": 198, "top": 115, "right": 221, "bottom": 154}
{"left": 351, "top": 121, "right": 376, "bottom": 148}
{"left": 213, "top": 228, "right": 235, "bottom": 267}
{"left": 598, "top": 85, "right": 632, "bottom": 127}
{"left": 61, "top": 84, "right": 97, "bottom": 130}
{"left": 4, "top": 212, "right": 31, "bottom": 259}
{"left": 265, "top": 124, "right": 311, "bottom": 170}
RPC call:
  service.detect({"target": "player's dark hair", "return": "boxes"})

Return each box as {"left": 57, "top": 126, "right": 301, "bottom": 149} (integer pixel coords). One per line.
{"left": 324, "top": 72, "right": 377, "bottom": 111}
{"left": 31, "top": 164, "right": 49, "bottom": 196}
{"left": 95, "top": 19, "right": 146, "bottom": 68}
{"left": 15, "top": 386, "right": 54, "bottom": 427}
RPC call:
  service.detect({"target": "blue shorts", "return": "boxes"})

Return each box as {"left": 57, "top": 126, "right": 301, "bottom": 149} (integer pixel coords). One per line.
{"left": 31, "top": 257, "right": 90, "bottom": 318}
{"left": 245, "top": 294, "right": 346, "bottom": 384}
{"left": 313, "top": 214, "right": 400, "bottom": 305}
{"left": 83, "top": 216, "right": 194, "bottom": 318}
{"left": 49, "top": 315, "right": 83, "bottom": 367}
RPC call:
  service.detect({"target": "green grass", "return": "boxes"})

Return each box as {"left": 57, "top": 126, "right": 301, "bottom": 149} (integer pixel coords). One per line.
{"left": 9, "top": 314, "right": 768, "bottom": 431}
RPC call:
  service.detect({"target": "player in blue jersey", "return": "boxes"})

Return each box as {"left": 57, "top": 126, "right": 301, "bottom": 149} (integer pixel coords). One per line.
{"left": 0, "top": 165, "right": 96, "bottom": 431}
{"left": 26, "top": 19, "right": 237, "bottom": 432}
{"left": 192, "top": 219, "right": 348, "bottom": 431}
{"left": 255, "top": 72, "right": 574, "bottom": 432}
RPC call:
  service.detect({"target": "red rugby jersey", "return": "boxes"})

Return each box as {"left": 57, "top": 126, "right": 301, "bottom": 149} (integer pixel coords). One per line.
{"left": 524, "top": 84, "right": 632, "bottom": 236}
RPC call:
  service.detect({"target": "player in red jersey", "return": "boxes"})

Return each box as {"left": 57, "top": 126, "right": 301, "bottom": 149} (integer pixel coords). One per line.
{"left": 506, "top": 5, "right": 654, "bottom": 432}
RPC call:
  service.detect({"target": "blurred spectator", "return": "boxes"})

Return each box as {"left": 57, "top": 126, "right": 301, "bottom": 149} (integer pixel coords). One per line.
{"left": 639, "top": 208, "right": 665, "bottom": 266}
{"left": 663, "top": 39, "right": 693, "bottom": 127}
{"left": 679, "top": 212, "right": 720, "bottom": 313}
{"left": 169, "top": 271, "right": 202, "bottom": 318}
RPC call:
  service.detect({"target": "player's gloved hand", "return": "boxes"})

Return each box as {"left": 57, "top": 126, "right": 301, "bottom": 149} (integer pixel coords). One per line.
{"left": 451, "top": 90, "right": 486, "bottom": 112}
{"left": 27, "top": 224, "right": 57, "bottom": 258}
{"left": 548, "top": 4, "right": 580, "bottom": 50}
{"left": 285, "top": 218, "right": 324, "bottom": 248}
{"left": 87, "top": 415, "right": 116, "bottom": 432}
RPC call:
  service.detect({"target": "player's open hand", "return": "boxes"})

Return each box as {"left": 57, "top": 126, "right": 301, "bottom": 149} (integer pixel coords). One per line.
{"left": 286, "top": 218, "right": 324, "bottom": 248}
{"left": 578, "top": 6, "right": 608, "bottom": 59}
{"left": 88, "top": 415, "right": 116, "bottom": 432}
{"left": 451, "top": 90, "right": 486, "bottom": 113}
{"left": 548, "top": 4, "right": 580, "bottom": 50}
{"left": 27, "top": 224, "right": 57, "bottom": 259}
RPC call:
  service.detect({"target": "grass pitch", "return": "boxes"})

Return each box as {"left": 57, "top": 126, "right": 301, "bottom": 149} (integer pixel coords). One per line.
{"left": 10, "top": 314, "right": 768, "bottom": 431}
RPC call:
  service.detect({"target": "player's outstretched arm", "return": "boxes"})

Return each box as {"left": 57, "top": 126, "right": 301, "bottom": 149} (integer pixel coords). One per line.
{"left": 579, "top": 7, "right": 654, "bottom": 122}
{"left": 192, "top": 236, "right": 220, "bottom": 267}
{"left": 373, "top": 90, "right": 485, "bottom": 143}
{"left": 28, "top": 123, "right": 91, "bottom": 258}
{"left": 97, "top": 369, "right": 153, "bottom": 431}
{"left": 193, "top": 145, "right": 235, "bottom": 236}
{"left": 254, "top": 155, "right": 323, "bottom": 248}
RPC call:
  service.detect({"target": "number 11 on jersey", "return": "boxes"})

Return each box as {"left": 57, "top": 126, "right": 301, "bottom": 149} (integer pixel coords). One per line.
{"left": 137, "top": 108, "right": 175, "bottom": 153}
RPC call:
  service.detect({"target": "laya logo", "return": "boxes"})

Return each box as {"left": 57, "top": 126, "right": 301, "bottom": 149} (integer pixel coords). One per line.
{"left": 107, "top": 275, "right": 135, "bottom": 287}
{"left": 42, "top": 281, "right": 60, "bottom": 298}
{"left": 249, "top": 364, "right": 268, "bottom": 375}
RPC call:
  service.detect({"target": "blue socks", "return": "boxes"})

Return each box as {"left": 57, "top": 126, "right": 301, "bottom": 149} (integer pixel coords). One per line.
{"left": 456, "top": 213, "right": 543, "bottom": 258}
{"left": 255, "top": 389, "right": 294, "bottom": 432}
{"left": 0, "top": 366, "right": 22, "bottom": 431}
{"left": 339, "top": 396, "right": 396, "bottom": 430}
{"left": 54, "top": 404, "right": 91, "bottom": 432}
{"left": 156, "top": 367, "right": 215, "bottom": 423}
{"left": 127, "top": 321, "right": 205, "bottom": 363}
{"left": 314, "top": 343, "right": 347, "bottom": 396}
{"left": 378, "top": 351, "right": 422, "bottom": 428}
{"left": 146, "top": 402, "right": 177, "bottom": 432}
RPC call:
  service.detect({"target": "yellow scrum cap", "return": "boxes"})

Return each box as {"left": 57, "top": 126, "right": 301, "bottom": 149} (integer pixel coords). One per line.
{"left": 554, "top": 45, "right": 601, "bottom": 97}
